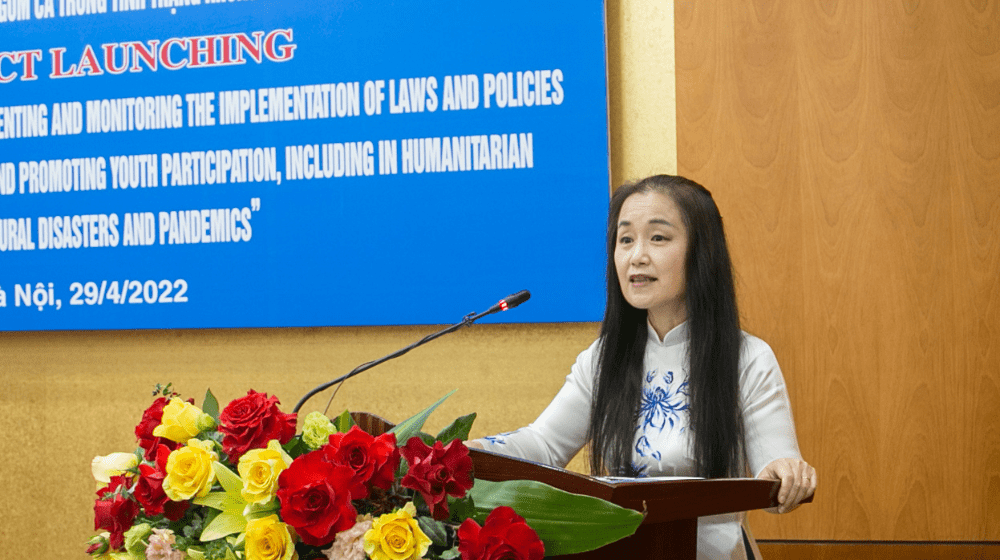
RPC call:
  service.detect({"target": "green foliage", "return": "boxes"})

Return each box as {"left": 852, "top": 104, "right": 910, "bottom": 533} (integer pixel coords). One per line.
{"left": 152, "top": 383, "right": 178, "bottom": 397}
{"left": 468, "top": 479, "right": 643, "bottom": 556}
{"left": 202, "top": 389, "right": 220, "bottom": 421}
{"left": 333, "top": 409, "right": 357, "bottom": 432}
{"left": 200, "top": 538, "right": 239, "bottom": 560}
{"left": 448, "top": 495, "right": 476, "bottom": 523}
{"left": 193, "top": 462, "right": 250, "bottom": 540}
{"left": 435, "top": 413, "right": 477, "bottom": 445}
{"left": 417, "top": 516, "right": 450, "bottom": 547}
{"left": 389, "top": 390, "right": 456, "bottom": 445}
{"left": 417, "top": 431, "right": 436, "bottom": 445}
{"left": 282, "top": 435, "right": 310, "bottom": 459}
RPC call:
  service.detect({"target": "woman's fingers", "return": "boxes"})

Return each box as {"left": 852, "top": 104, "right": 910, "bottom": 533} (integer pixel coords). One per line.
{"left": 783, "top": 461, "right": 816, "bottom": 512}
{"left": 780, "top": 461, "right": 802, "bottom": 512}
{"left": 760, "top": 458, "right": 816, "bottom": 513}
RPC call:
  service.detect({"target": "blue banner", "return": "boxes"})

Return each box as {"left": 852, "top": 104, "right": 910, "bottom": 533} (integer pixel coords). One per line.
{"left": 0, "top": 0, "right": 610, "bottom": 330}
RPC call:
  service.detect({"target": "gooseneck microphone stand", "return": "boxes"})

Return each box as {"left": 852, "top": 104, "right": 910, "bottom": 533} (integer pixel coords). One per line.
{"left": 292, "top": 290, "right": 530, "bottom": 414}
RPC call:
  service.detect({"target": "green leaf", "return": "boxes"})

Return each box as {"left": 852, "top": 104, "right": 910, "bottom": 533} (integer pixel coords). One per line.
{"left": 193, "top": 492, "right": 243, "bottom": 513}
{"left": 282, "top": 436, "right": 309, "bottom": 459}
{"left": 389, "top": 390, "right": 456, "bottom": 446}
{"left": 439, "top": 547, "right": 461, "bottom": 560}
{"left": 334, "top": 409, "right": 356, "bottom": 432}
{"left": 245, "top": 501, "right": 280, "bottom": 520}
{"left": 435, "top": 412, "right": 477, "bottom": 444}
{"left": 200, "top": 511, "right": 246, "bottom": 541}
{"left": 416, "top": 516, "right": 450, "bottom": 547}
{"left": 211, "top": 461, "right": 244, "bottom": 497}
{"left": 448, "top": 494, "right": 476, "bottom": 523}
{"left": 468, "top": 479, "right": 643, "bottom": 556}
{"left": 202, "top": 389, "right": 220, "bottom": 421}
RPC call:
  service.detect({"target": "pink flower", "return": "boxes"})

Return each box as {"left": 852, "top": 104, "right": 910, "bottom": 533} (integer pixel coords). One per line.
{"left": 145, "top": 529, "right": 184, "bottom": 560}
{"left": 323, "top": 515, "right": 373, "bottom": 560}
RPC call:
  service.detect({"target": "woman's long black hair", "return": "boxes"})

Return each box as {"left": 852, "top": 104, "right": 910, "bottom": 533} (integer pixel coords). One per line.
{"left": 587, "top": 175, "right": 746, "bottom": 478}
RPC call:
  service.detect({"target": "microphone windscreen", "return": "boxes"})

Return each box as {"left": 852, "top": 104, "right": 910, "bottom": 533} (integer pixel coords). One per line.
{"left": 501, "top": 290, "right": 531, "bottom": 311}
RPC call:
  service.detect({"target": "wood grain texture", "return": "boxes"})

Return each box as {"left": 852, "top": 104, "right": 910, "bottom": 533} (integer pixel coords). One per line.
{"left": 758, "top": 541, "right": 1000, "bottom": 560}
{"left": 676, "top": 0, "right": 1000, "bottom": 541}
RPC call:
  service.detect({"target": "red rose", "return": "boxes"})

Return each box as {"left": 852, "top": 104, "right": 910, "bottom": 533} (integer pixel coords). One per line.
{"left": 400, "top": 437, "right": 474, "bottom": 520}
{"left": 324, "top": 426, "right": 399, "bottom": 499}
{"left": 94, "top": 475, "right": 140, "bottom": 550}
{"left": 135, "top": 397, "right": 181, "bottom": 461}
{"left": 133, "top": 444, "right": 189, "bottom": 521}
{"left": 458, "top": 506, "right": 545, "bottom": 560}
{"left": 218, "top": 390, "right": 296, "bottom": 462}
{"left": 277, "top": 448, "right": 358, "bottom": 546}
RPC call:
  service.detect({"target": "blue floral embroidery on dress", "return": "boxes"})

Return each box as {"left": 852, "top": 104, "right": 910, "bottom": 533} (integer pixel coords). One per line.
{"left": 639, "top": 378, "right": 689, "bottom": 433}
{"left": 635, "top": 435, "right": 662, "bottom": 461}
{"left": 483, "top": 429, "right": 521, "bottom": 445}
{"left": 630, "top": 461, "right": 649, "bottom": 478}
{"left": 633, "top": 369, "right": 690, "bottom": 465}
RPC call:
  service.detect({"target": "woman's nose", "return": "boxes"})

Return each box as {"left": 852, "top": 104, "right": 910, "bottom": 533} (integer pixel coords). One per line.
{"left": 631, "top": 242, "right": 650, "bottom": 265}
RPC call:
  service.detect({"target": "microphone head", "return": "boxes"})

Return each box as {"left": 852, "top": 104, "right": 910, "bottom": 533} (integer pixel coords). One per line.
{"left": 498, "top": 290, "right": 531, "bottom": 312}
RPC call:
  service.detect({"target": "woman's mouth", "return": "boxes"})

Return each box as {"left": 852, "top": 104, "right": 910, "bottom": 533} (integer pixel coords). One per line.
{"left": 629, "top": 274, "right": 656, "bottom": 286}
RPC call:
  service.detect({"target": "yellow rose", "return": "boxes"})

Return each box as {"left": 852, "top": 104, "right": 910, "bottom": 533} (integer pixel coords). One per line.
{"left": 92, "top": 452, "right": 138, "bottom": 488}
{"left": 245, "top": 514, "right": 297, "bottom": 560}
{"left": 363, "top": 503, "right": 431, "bottom": 560}
{"left": 152, "top": 398, "right": 216, "bottom": 443}
{"left": 238, "top": 440, "right": 289, "bottom": 504}
{"left": 163, "top": 439, "right": 218, "bottom": 501}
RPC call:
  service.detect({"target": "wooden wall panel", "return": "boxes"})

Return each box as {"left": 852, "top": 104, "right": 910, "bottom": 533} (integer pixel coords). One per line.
{"left": 758, "top": 541, "right": 1000, "bottom": 560}
{"left": 676, "top": 0, "right": 1000, "bottom": 542}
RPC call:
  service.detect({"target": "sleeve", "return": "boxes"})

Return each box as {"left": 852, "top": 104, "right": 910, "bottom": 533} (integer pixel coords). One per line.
{"left": 739, "top": 335, "right": 802, "bottom": 477}
{"left": 470, "top": 340, "right": 598, "bottom": 469}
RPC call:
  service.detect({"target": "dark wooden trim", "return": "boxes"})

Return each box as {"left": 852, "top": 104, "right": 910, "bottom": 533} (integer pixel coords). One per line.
{"left": 756, "top": 540, "right": 1000, "bottom": 560}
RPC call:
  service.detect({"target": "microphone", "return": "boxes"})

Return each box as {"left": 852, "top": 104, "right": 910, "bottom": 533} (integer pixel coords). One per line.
{"left": 292, "top": 290, "right": 531, "bottom": 414}
{"left": 484, "top": 290, "right": 531, "bottom": 315}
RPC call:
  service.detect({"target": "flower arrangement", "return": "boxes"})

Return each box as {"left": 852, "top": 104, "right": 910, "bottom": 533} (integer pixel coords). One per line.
{"left": 88, "top": 385, "right": 642, "bottom": 560}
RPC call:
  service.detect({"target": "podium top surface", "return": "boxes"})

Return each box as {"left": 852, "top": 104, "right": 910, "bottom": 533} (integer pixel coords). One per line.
{"left": 351, "top": 411, "right": 787, "bottom": 523}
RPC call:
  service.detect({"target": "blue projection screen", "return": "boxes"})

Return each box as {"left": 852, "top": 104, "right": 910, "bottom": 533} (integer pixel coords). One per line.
{"left": 0, "top": 1, "right": 610, "bottom": 331}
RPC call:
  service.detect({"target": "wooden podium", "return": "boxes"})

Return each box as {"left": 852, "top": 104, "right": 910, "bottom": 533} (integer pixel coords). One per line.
{"left": 353, "top": 412, "right": 782, "bottom": 559}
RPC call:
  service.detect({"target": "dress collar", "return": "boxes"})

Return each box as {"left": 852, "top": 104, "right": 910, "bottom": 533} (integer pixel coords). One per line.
{"left": 647, "top": 320, "right": 689, "bottom": 347}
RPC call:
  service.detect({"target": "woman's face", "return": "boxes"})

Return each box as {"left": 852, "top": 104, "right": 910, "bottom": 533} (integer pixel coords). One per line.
{"left": 614, "top": 190, "right": 689, "bottom": 327}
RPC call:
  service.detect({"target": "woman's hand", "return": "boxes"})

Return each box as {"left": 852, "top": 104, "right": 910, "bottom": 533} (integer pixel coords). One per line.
{"left": 757, "top": 458, "right": 816, "bottom": 513}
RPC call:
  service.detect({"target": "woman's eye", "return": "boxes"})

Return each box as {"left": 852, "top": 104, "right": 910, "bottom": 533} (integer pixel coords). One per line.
{"left": 652, "top": 235, "right": 668, "bottom": 242}
{"left": 618, "top": 236, "right": 633, "bottom": 244}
